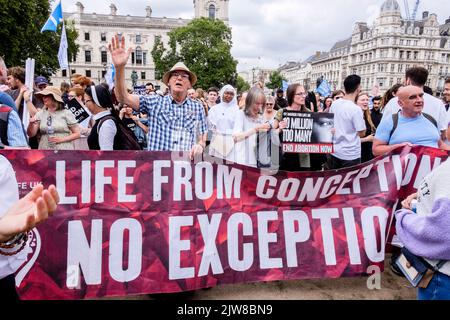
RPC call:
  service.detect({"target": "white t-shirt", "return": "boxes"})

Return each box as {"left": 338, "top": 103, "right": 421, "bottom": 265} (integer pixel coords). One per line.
{"left": 330, "top": 98, "right": 366, "bottom": 161}
{"left": 382, "top": 93, "right": 447, "bottom": 131}
{"left": 233, "top": 110, "right": 261, "bottom": 167}
{"left": 0, "top": 155, "right": 31, "bottom": 280}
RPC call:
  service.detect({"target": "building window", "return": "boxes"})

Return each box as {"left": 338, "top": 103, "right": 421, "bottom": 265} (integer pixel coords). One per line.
{"left": 101, "top": 51, "right": 107, "bottom": 63}
{"left": 141, "top": 72, "right": 146, "bottom": 80}
{"left": 209, "top": 4, "right": 216, "bottom": 19}
{"left": 86, "top": 70, "right": 91, "bottom": 78}
{"left": 85, "top": 32, "right": 90, "bottom": 41}
{"left": 143, "top": 52, "right": 147, "bottom": 66}
{"left": 71, "top": 69, "right": 76, "bottom": 75}
{"left": 136, "top": 34, "right": 142, "bottom": 43}
{"left": 85, "top": 50, "right": 91, "bottom": 63}
{"left": 62, "top": 70, "right": 67, "bottom": 77}
{"left": 102, "top": 70, "right": 107, "bottom": 79}
{"left": 136, "top": 47, "right": 143, "bottom": 65}
{"left": 101, "top": 33, "right": 106, "bottom": 42}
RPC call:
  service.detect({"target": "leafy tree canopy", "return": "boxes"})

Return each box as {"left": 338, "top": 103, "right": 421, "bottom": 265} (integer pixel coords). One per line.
{"left": 152, "top": 17, "right": 238, "bottom": 90}
{"left": 266, "top": 70, "right": 287, "bottom": 90}
{"left": 0, "top": 0, "right": 79, "bottom": 78}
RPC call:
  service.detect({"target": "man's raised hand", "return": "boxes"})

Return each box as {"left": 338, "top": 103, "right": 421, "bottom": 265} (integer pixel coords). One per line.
{"left": 108, "top": 34, "right": 133, "bottom": 68}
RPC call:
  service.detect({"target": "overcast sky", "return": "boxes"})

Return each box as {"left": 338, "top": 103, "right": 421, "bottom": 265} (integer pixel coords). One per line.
{"left": 59, "top": 0, "right": 450, "bottom": 71}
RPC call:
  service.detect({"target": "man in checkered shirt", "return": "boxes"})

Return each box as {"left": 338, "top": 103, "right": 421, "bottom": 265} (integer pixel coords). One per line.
{"left": 109, "top": 34, "right": 207, "bottom": 159}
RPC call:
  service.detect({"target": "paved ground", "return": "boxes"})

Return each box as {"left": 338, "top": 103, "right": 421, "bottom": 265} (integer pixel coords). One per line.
{"left": 107, "top": 255, "right": 417, "bottom": 301}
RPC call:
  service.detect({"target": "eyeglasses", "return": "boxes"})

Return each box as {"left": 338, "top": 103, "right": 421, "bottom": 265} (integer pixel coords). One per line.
{"left": 266, "top": 103, "right": 274, "bottom": 106}
{"left": 171, "top": 72, "right": 190, "bottom": 80}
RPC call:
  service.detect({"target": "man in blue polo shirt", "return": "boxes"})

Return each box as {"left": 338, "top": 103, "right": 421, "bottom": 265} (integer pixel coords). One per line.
{"left": 373, "top": 85, "right": 450, "bottom": 156}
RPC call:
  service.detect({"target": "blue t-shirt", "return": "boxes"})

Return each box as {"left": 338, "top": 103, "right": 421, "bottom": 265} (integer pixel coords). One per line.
{"left": 375, "top": 113, "right": 440, "bottom": 148}
{"left": 0, "top": 92, "right": 17, "bottom": 112}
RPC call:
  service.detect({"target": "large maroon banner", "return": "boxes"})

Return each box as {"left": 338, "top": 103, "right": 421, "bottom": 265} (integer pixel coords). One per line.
{"left": 1, "top": 147, "right": 448, "bottom": 300}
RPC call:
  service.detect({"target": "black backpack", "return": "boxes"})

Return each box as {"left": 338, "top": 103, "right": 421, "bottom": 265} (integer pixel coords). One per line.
{"left": 388, "top": 111, "right": 438, "bottom": 143}
{"left": 98, "top": 115, "right": 142, "bottom": 150}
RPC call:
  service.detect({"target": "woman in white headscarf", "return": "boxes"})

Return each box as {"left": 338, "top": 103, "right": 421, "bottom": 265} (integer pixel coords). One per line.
{"left": 207, "top": 84, "right": 240, "bottom": 162}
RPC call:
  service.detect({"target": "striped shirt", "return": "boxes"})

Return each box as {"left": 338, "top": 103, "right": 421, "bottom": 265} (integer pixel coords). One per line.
{"left": 139, "top": 94, "right": 207, "bottom": 151}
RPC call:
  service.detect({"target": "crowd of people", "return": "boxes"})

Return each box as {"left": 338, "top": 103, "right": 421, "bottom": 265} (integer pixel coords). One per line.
{"left": 1, "top": 33, "right": 450, "bottom": 300}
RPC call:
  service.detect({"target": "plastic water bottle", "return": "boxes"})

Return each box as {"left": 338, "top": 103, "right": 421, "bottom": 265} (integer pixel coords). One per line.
{"left": 47, "top": 116, "right": 55, "bottom": 149}
{"left": 411, "top": 199, "right": 418, "bottom": 214}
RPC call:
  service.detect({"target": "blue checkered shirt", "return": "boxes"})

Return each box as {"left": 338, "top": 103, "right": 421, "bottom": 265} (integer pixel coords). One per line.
{"left": 139, "top": 95, "right": 207, "bottom": 151}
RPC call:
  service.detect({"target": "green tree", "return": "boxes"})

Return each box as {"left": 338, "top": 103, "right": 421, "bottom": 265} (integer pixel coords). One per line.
{"left": 266, "top": 71, "right": 286, "bottom": 90}
{"left": 236, "top": 75, "right": 250, "bottom": 93}
{"left": 151, "top": 17, "right": 238, "bottom": 90}
{"left": 0, "top": 0, "right": 79, "bottom": 78}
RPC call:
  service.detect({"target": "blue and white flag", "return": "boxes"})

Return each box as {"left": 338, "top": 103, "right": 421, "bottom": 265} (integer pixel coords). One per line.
{"left": 282, "top": 80, "right": 289, "bottom": 92}
{"left": 316, "top": 79, "right": 332, "bottom": 97}
{"left": 57, "top": 24, "right": 69, "bottom": 70}
{"left": 41, "top": 1, "right": 63, "bottom": 33}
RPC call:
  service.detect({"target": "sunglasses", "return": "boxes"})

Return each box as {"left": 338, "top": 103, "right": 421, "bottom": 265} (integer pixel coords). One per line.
{"left": 266, "top": 103, "right": 274, "bottom": 106}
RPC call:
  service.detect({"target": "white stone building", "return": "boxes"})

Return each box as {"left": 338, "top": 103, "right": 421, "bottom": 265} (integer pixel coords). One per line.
{"left": 52, "top": 0, "right": 229, "bottom": 88}
{"left": 310, "top": 39, "right": 351, "bottom": 91}
{"left": 279, "top": 56, "right": 314, "bottom": 90}
{"left": 279, "top": 0, "right": 450, "bottom": 96}
{"left": 348, "top": 0, "right": 450, "bottom": 93}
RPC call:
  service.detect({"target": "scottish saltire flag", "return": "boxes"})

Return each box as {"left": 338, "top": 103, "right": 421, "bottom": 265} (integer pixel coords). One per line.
{"left": 58, "top": 24, "right": 69, "bottom": 70}
{"left": 41, "top": 1, "right": 63, "bottom": 32}
{"left": 282, "top": 80, "right": 289, "bottom": 92}
{"left": 316, "top": 79, "right": 332, "bottom": 97}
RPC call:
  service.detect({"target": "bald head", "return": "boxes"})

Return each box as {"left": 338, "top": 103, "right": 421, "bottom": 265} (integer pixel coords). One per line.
{"left": 397, "top": 85, "right": 424, "bottom": 118}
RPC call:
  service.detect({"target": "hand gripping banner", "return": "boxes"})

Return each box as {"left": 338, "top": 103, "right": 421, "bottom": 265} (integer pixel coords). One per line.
{"left": 1, "top": 147, "right": 448, "bottom": 300}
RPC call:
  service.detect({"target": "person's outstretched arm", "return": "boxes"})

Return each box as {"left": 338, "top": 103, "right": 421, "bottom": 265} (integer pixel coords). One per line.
{"left": 0, "top": 184, "right": 59, "bottom": 243}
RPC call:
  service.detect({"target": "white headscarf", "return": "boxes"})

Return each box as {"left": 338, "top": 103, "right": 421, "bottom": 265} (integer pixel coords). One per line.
{"left": 218, "top": 84, "right": 238, "bottom": 108}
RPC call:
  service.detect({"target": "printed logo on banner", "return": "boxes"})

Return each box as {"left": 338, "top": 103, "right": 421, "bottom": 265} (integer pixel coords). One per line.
{"left": 15, "top": 229, "right": 41, "bottom": 287}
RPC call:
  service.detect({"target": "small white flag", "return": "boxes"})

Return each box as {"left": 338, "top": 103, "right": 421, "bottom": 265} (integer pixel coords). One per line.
{"left": 58, "top": 23, "right": 69, "bottom": 70}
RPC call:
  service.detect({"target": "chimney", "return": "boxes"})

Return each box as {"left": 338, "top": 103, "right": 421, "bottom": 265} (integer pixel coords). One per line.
{"left": 76, "top": 2, "right": 84, "bottom": 14}
{"left": 146, "top": 6, "right": 152, "bottom": 17}
{"left": 422, "top": 11, "right": 429, "bottom": 19}
{"left": 315, "top": 51, "right": 321, "bottom": 57}
{"left": 110, "top": 4, "right": 117, "bottom": 16}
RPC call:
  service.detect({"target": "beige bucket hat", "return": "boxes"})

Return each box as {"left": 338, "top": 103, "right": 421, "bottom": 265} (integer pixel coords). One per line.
{"left": 35, "top": 86, "right": 64, "bottom": 104}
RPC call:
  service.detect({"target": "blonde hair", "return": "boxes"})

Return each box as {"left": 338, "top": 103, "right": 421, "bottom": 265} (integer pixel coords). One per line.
{"left": 357, "top": 93, "right": 376, "bottom": 134}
